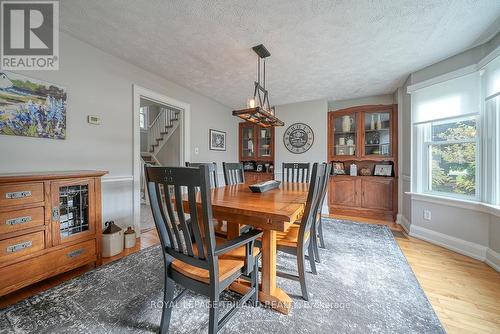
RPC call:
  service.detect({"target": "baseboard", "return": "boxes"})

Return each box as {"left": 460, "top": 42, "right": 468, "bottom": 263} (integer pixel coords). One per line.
{"left": 409, "top": 224, "right": 488, "bottom": 262}
{"left": 485, "top": 248, "right": 500, "bottom": 272}
{"left": 396, "top": 214, "right": 411, "bottom": 234}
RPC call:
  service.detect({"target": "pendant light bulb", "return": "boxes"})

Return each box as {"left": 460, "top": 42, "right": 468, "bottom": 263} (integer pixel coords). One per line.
{"left": 247, "top": 97, "right": 256, "bottom": 108}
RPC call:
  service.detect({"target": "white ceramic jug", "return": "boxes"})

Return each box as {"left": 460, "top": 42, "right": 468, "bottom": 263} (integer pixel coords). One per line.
{"left": 342, "top": 115, "right": 353, "bottom": 132}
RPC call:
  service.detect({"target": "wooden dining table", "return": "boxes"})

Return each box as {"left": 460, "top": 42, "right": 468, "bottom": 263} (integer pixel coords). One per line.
{"left": 184, "top": 182, "right": 309, "bottom": 314}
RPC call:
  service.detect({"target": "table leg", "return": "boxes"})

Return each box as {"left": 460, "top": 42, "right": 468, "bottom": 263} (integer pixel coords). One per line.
{"left": 260, "top": 230, "right": 292, "bottom": 314}
{"left": 226, "top": 221, "right": 241, "bottom": 239}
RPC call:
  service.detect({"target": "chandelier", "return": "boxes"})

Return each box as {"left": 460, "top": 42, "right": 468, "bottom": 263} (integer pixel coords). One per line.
{"left": 232, "top": 44, "right": 284, "bottom": 127}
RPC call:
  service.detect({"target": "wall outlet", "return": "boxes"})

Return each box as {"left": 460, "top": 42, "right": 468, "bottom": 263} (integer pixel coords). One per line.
{"left": 423, "top": 210, "right": 431, "bottom": 221}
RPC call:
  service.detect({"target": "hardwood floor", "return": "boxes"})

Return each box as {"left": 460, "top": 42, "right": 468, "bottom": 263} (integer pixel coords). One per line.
{"left": 1, "top": 220, "right": 499, "bottom": 334}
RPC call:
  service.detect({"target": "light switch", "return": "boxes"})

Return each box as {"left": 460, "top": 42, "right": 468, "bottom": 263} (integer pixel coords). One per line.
{"left": 194, "top": 147, "right": 199, "bottom": 155}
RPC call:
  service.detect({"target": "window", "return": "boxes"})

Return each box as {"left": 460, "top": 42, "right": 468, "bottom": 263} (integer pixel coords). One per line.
{"left": 411, "top": 72, "right": 481, "bottom": 200}
{"left": 421, "top": 116, "right": 478, "bottom": 198}
{"left": 139, "top": 106, "right": 148, "bottom": 130}
{"left": 410, "top": 53, "right": 500, "bottom": 205}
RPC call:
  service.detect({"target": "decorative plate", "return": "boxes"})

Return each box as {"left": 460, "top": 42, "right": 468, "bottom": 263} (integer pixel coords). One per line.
{"left": 283, "top": 123, "right": 314, "bottom": 154}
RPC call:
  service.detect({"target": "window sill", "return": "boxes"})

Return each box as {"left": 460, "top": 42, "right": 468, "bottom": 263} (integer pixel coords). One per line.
{"left": 406, "top": 192, "right": 500, "bottom": 218}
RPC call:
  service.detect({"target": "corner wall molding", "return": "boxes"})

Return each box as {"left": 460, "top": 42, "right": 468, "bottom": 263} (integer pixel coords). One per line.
{"left": 409, "top": 224, "right": 487, "bottom": 262}
{"left": 396, "top": 213, "right": 411, "bottom": 234}
{"left": 485, "top": 248, "right": 500, "bottom": 273}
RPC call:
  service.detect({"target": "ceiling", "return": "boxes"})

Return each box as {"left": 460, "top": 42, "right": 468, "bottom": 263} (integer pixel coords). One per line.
{"left": 60, "top": 0, "right": 500, "bottom": 108}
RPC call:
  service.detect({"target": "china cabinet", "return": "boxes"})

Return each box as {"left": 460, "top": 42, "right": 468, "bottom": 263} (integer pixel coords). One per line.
{"left": 238, "top": 122, "right": 274, "bottom": 183}
{"left": 0, "top": 170, "right": 106, "bottom": 296}
{"left": 327, "top": 105, "right": 397, "bottom": 220}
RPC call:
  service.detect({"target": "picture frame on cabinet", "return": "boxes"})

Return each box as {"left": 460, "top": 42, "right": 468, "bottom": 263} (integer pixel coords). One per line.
{"left": 332, "top": 162, "right": 345, "bottom": 175}
{"left": 374, "top": 164, "right": 393, "bottom": 177}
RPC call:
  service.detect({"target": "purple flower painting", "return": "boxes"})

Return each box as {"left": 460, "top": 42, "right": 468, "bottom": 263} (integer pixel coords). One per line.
{"left": 0, "top": 71, "right": 67, "bottom": 140}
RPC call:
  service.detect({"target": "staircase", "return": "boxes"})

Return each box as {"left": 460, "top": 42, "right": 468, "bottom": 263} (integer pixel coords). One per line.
{"left": 140, "top": 107, "right": 180, "bottom": 204}
{"left": 147, "top": 108, "right": 180, "bottom": 155}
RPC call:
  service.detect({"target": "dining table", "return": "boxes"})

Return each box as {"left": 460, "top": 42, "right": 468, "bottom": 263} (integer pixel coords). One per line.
{"left": 183, "top": 181, "right": 309, "bottom": 314}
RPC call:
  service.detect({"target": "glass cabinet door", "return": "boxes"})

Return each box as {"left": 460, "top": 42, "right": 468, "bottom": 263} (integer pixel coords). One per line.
{"left": 257, "top": 127, "right": 273, "bottom": 159}
{"left": 52, "top": 179, "right": 95, "bottom": 244}
{"left": 241, "top": 124, "right": 255, "bottom": 159}
{"left": 363, "top": 111, "right": 391, "bottom": 156}
{"left": 332, "top": 113, "right": 357, "bottom": 157}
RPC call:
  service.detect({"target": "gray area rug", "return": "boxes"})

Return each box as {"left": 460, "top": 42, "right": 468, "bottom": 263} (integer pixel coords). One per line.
{"left": 0, "top": 219, "right": 445, "bottom": 333}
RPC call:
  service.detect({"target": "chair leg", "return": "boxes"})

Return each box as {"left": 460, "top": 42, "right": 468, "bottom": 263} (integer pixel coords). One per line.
{"left": 308, "top": 241, "right": 318, "bottom": 275}
{"left": 250, "top": 254, "right": 259, "bottom": 306}
{"left": 312, "top": 223, "right": 321, "bottom": 264}
{"left": 159, "top": 276, "right": 175, "bottom": 334}
{"left": 318, "top": 218, "right": 326, "bottom": 249}
{"left": 208, "top": 287, "right": 219, "bottom": 334}
{"left": 297, "top": 246, "right": 309, "bottom": 301}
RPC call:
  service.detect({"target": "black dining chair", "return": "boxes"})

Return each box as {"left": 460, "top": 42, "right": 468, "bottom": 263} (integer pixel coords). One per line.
{"left": 145, "top": 165, "right": 262, "bottom": 334}
{"left": 260, "top": 162, "right": 327, "bottom": 301}
{"left": 185, "top": 162, "right": 219, "bottom": 188}
{"left": 222, "top": 162, "right": 245, "bottom": 185}
{"left": 311, "top": 163, "right": 331, "bottom": 263}
{"left": 282, "top": 163, "right": 311, "bottom": 183}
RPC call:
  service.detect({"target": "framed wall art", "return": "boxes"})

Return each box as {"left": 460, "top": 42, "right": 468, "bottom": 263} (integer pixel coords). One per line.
{"left": 209, "top": 129, "right": 226, "bottom": 151}
{"left": 0, "top": 71, "right": 67, "bottom": 140}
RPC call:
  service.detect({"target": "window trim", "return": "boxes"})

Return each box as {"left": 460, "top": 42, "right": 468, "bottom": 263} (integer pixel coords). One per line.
{"left": 139, "top": 106, "right": 148, "bottom": 131}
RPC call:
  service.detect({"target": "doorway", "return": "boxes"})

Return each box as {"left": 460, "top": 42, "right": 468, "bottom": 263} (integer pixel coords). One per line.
{"left": 133, "top": 85, "right": 191, "bottom": 236}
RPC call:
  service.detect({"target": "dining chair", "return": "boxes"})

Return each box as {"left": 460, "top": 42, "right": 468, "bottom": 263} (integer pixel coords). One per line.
{"left": 145, "top": 165, "right": 262, "bottom": 334}
{"left": 185, "top": 162, "right": 219, "bottom": 188}
{"left": 282, "top": 163, "right": 311, "bottom": 183}
{"left": 311, "top": 163, "right": 332, "bottom": 263}
{"left": 263, "top": 162, "right": 327, "bottom": 301}
{"left": 222, "top": 162, "right": 245, "bottom": 185}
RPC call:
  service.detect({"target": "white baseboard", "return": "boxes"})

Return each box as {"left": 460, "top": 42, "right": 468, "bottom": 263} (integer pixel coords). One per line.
{"left": 409, "top": 224, "right": 488, "bottom": 262}
{"left": 396, "top": 214, "right": 411, "bottom": 234}
{"left": 485, "top": 248, "right": 500, "bottom": 272}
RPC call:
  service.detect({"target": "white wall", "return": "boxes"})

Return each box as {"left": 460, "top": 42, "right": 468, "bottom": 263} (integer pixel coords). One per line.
{"left": 274, "top": 99, "right": 328, "bottom": 180}
{"left": 398, "top": 33, "right": 500, "bottom": 270}
{"left": 328, "top": 94, "right": 394, "bottom": 111}
{"left": 0, "top": 32, "right": 238, "bottom": 231}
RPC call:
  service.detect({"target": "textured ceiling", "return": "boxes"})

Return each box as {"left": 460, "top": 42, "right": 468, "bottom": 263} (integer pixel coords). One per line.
{"left": 60, "top": 0, "right": 500, "bottom": 108}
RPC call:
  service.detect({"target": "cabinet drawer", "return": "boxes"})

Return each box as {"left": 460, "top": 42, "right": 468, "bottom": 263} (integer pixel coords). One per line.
{"left": 0, "top": 207, "right": 45, "bottom": 234}
{"left": 0, "top": 231, "right": 45, "bottom": 262}
{"left": 0, "top": 239, "right": 96, "bottom": 296}
{"left": 0, "top": 183, "right": 44, "bottom": 207}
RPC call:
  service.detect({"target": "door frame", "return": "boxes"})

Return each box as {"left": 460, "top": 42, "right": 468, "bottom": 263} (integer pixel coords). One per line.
{"left": 133, "top": 85, "right": 191, "bottom": 235}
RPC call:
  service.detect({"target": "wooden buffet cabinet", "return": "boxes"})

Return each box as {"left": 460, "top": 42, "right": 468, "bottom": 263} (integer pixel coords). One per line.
{"left": 238, "top": 122, "right": 275, "bottom": 183}
{"left": 328, "top": 105, "right": 398, "bottom": 221}
{"left": 0, "top": 170, "right": 107, "bottom": 296}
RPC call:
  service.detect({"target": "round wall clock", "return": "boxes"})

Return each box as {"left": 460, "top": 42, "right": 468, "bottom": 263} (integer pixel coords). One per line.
{"left": 283, "top": 123, "right": 314, "bottom": 154}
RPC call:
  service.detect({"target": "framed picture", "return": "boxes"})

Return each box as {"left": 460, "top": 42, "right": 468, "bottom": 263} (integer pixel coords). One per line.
{"left": 209, "top": 129, "right": 226, "bottom": 151}
{"left": 374, "top": 164, "right": 393, "bottom": 177}
{"left": 0, "top": 71, "right": 67, "bottom": 139}
{"left": 332, "top": 162, "right": 345, "bottom": 175}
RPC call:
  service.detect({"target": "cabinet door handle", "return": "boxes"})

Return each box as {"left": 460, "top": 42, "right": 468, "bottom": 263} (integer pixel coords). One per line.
{"left": 67, "top": 248, "right": 85, "bottom": 258}
{"left": 6, "top": 240, "right": 33, "bottom": 253}
{"left": 6, "top": 191, "right": 32, "bottom": 199}
{"left": 6, "top": 216, "right": 32, "bottom": 225}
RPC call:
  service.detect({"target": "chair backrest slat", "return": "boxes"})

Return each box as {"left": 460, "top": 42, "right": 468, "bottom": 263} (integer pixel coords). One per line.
{"left": 223, "top": 162, "right": 245, "bottom": 185}
{"left": 315, "top": 164, "right": 331, "bottom": 217}
{"left": 185, "top": 162, "right": 219, "bottom": 188}
{"left": 187, "top": 185, "right": 205, "bottom": 259}
{"left": 174, "top": 185, "right": 194, "bottom": 257}
{"left": 145, "top": 165, "right": 216, "bottom": 270}
{"left": 282, "top": 163, "right": 311, "bottom": 183}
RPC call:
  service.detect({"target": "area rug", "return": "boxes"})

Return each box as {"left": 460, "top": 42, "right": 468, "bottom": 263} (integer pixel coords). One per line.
{"left": 0, "top": 219, "right": 445, "bottom": 333}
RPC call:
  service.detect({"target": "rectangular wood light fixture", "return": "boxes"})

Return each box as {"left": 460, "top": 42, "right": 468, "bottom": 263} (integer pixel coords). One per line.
{"left": 232, "top": 44, "right": 284, "bottom": 128}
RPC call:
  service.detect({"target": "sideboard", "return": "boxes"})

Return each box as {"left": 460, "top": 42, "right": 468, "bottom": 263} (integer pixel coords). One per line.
{"left": 0, "top": 170, "right": 107, "bottom": 296}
